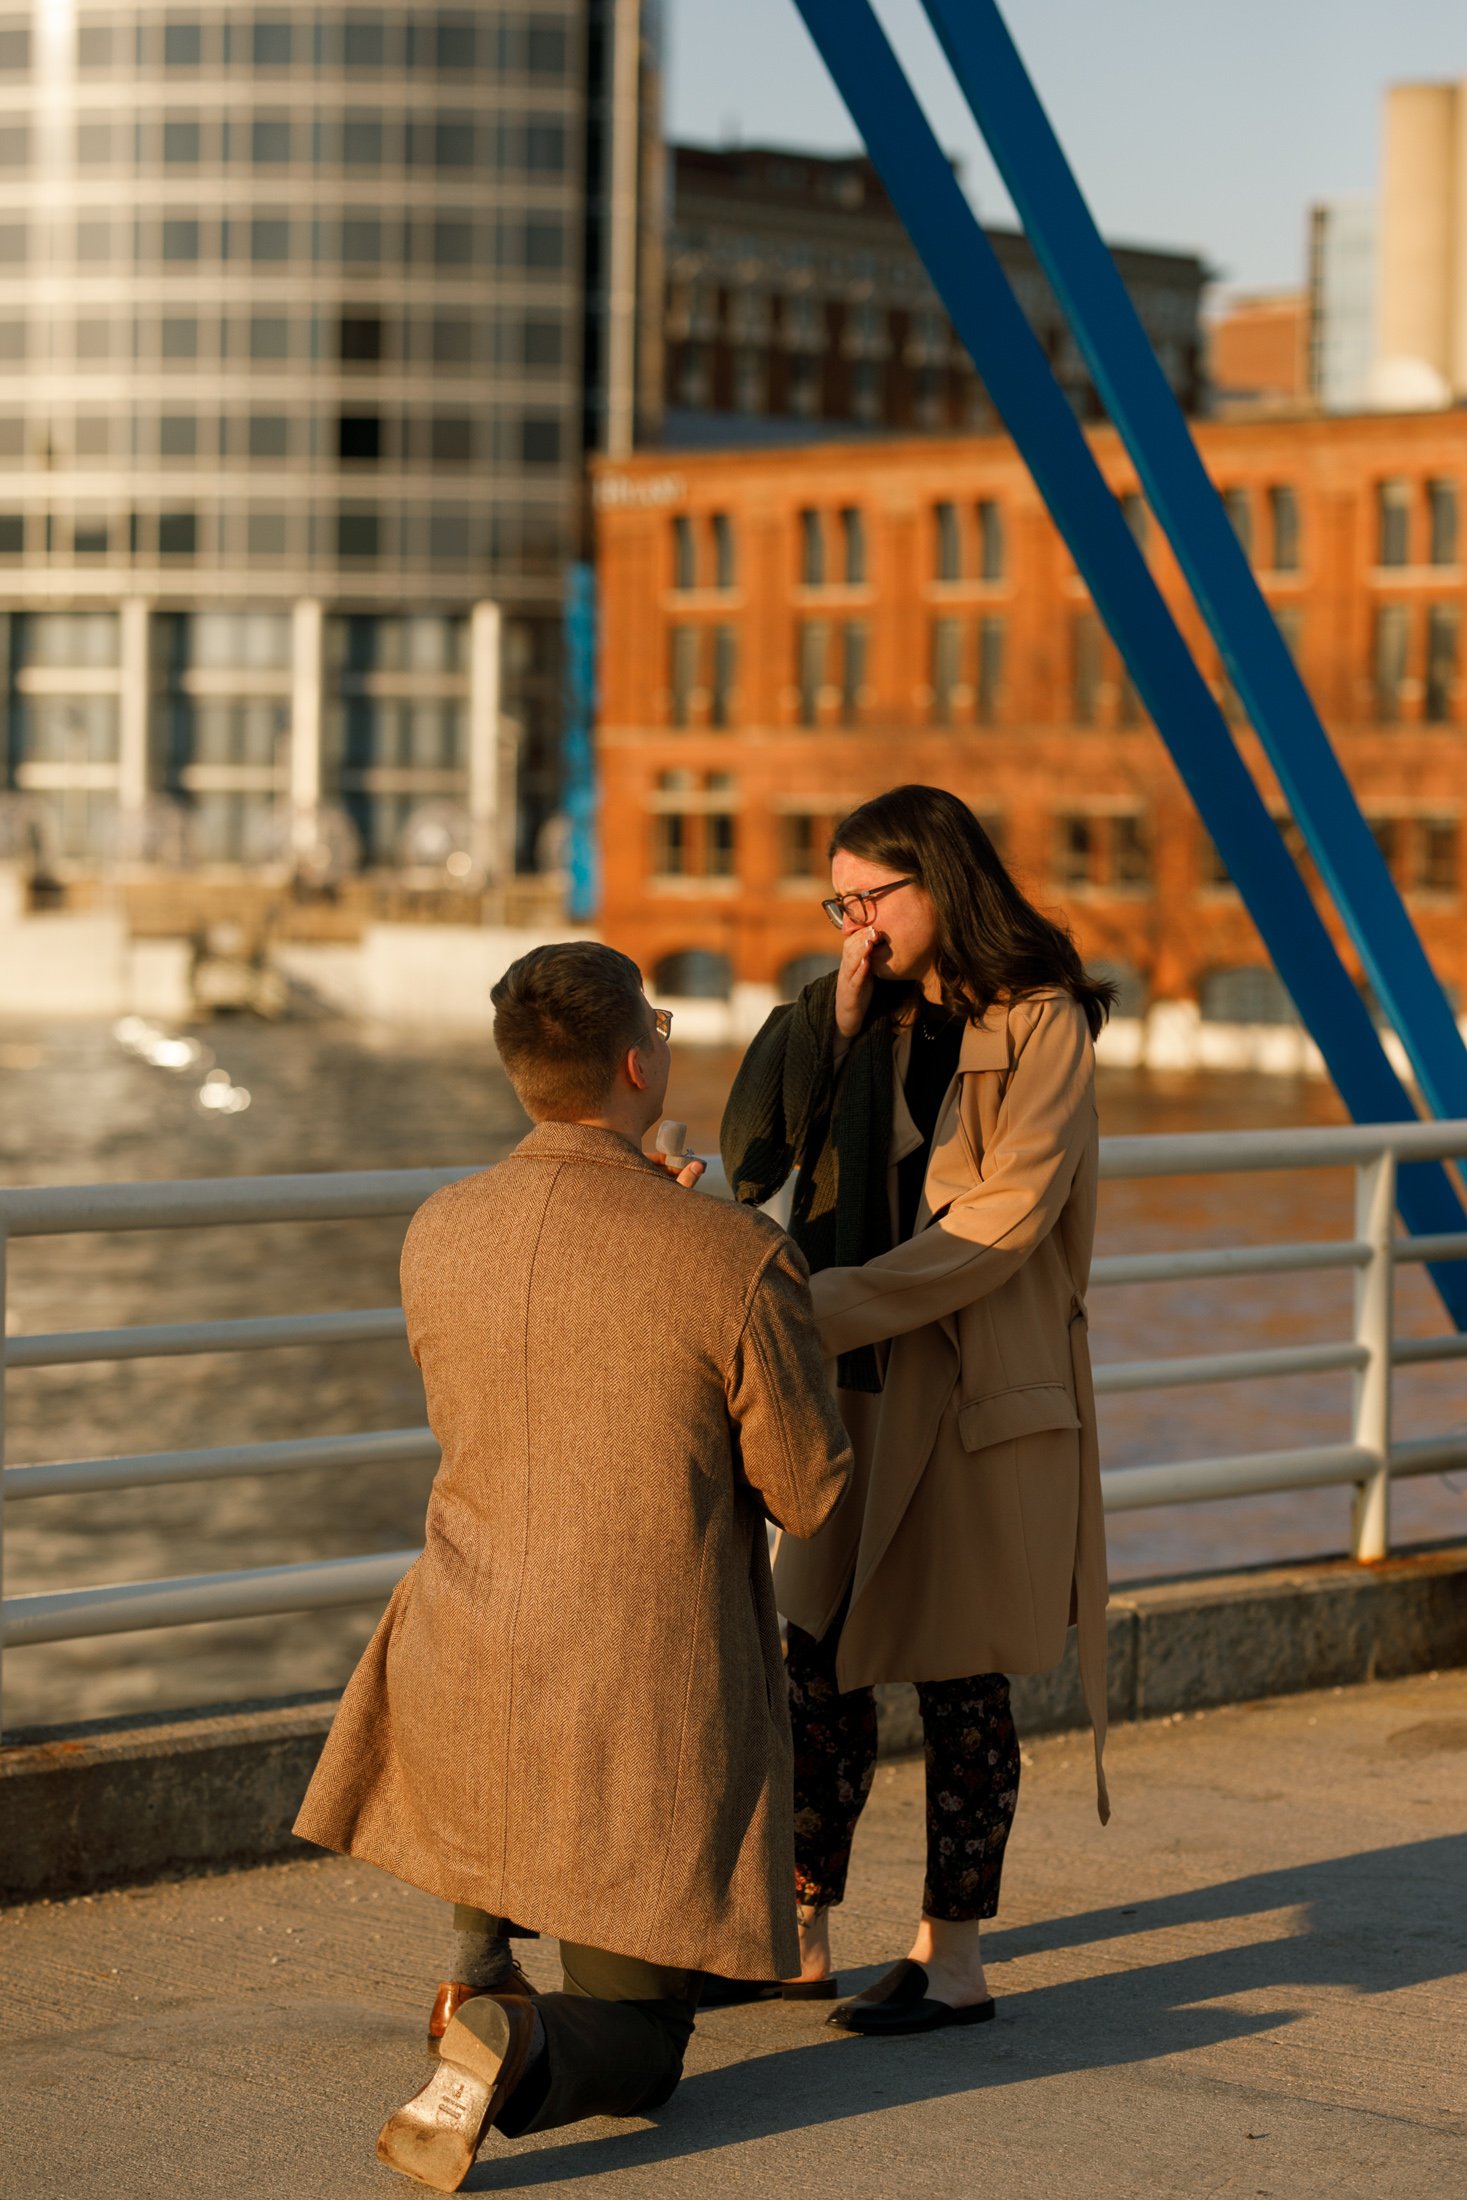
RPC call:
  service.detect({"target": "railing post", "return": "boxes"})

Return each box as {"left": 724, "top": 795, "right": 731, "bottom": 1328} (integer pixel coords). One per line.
{"left": 1350, "top": 1147, "right": 1396, "bottom": 1563}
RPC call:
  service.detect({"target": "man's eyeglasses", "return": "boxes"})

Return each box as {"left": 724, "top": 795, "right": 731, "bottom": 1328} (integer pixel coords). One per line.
{"left": 820, "top": 877, "right": 918, "bottom": 933}
{"left": 651, "top": 1006, "right": 674, "bottom": 1040}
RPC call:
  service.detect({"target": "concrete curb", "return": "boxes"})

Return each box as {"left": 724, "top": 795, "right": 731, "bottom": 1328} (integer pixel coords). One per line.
{"left": 5, "top": 1543, "right": 1466, "bottom": 1904}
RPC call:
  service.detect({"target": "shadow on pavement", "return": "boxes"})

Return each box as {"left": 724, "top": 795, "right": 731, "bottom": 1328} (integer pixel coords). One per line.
{"left": 466, "top": 1833, "right": 1467, "bottom": 2190}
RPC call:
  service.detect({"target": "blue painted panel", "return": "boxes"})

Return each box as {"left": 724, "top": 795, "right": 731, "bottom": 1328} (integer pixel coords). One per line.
{"left": 563, "top": 561, "right": 599, "bottom": 922}
{"left": 921, "top": 0, "right": 1467, "bottom": 1132}
{"left": 788, "top": 0, "right": 1467, "bottom": 1320}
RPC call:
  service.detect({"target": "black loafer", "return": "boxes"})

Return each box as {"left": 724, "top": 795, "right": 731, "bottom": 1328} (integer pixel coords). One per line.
{"left": 828, "top": 1959, "right": 997, "bottom": 2036}
{"left": 696, "top": 1973, "right": 783, "bottom": 2007}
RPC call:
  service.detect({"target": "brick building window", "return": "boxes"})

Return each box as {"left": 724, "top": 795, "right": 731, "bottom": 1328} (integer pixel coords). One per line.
{"left": 978, "top": 498, "right": 1005, "bottom": 579}
{"left": 707, "top": 808, "right": 737, "bottom": 879}
{"left": 931, "top": 617, "right": 962, "bottom": 725}
{"left": 976, "top": 616, "right": 1004, "bottom": 725}
{"left": 1377, "top": 480, "right": 1410, "bottom": 567}
{"left": 672, "top": 514, "right": 696, "bottom": 590}
{"left": 779, "top": 812, "right": 821, "bottom": 879}
{"left": 1071, "top": 611, "right": 1101, "bottom": 724}
{"left": 1111, "top": 814, "right": 1151, "bottom": 889}
{"left": 840, "top": 506, "right": 866, "bottom": 584}
{"left": 710, "top": 625, "right": 737, "bottom": 728}
{"left": 839, "top": 620, "right": 867, "bottom": 722}
{"left": 797, "top": 620, "right": 827, "bottom": 726}
{"left": 1373, "top": 603, "right": 1409, "bottom": 722}
{"left": 652, "top": 810, "right": 687, "bottom": 876}
{"left": 799, "top": 507, "right": 825, "bottom": 585}
{"left": 669, "top": 625, "right": 699, "bottom": 727}
{"left": 1415, "top": 818, "right": 1460, "bottom": 896}
{"left": 1428, "top": 479, "right": 1458, "bottom": 567}
{"left": 1426, "top": 604, "right": 1458, "bottom": 723}
{"left": 934, "top": 500, "right": 961, "bottom": 581}
{"left": 1055, "top": 814, "right": 1094, "bottom": 888}
{"left": 712, "top": 511, "right": 735, "bottom": 589}
{"left": 1269, "top": 485, "right": 1300, "bottom": 571}
{"left": 1222, "top": 487, "right": 1252, "bottom": 560}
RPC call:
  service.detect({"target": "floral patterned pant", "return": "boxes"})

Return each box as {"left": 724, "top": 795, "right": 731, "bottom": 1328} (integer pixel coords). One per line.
{"left": 785, "top": 1619, "right": 1021, "bottom": 1923}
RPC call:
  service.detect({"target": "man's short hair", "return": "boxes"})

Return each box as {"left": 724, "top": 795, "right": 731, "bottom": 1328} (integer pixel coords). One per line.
{"left": 491, "top": 941, "right": 650, "bottom": 1119}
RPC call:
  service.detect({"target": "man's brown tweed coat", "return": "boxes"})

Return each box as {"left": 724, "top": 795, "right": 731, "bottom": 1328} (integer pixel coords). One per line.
{"left": 294, "top": 1120, "right": 852, "bottom": 1981}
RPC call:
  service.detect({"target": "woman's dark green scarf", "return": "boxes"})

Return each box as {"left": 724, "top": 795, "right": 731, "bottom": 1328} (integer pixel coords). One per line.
{"left": 720, "top": 971, "right": 904, "bottom": 1393}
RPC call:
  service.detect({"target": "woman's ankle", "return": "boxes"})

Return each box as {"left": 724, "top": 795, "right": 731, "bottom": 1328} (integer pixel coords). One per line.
{"left": 795, "top": 1898, "right": 834, "bottom": 1980}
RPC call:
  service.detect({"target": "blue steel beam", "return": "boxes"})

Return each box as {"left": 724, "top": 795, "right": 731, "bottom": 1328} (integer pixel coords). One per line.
{"left": 920, "top": 0, "right": 1467, "bottom": 1131}
{"left": 788, "top": 0, "right": 1467, "bottom": 1322}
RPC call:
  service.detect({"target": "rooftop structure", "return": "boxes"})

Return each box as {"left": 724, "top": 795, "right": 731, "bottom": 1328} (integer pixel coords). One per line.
{"left": 661, "top": 142, "right": 1209, "bottom": 448}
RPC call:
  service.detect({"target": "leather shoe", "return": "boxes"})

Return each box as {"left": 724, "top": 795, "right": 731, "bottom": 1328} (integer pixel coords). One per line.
{"left": 379, "top": 1994, "right": 539, "bottom": 2191}
{"left": 427, "top": 1964, "right": 536, "bottom": 2053}
{"left": 828, "top": 1958, "right": 996, "bottom": 2036}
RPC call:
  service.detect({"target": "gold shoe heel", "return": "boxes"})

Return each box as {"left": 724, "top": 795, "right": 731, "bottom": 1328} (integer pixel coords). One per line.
{"left": 377, "top": 1997, "right": 535, "bottom": 2191}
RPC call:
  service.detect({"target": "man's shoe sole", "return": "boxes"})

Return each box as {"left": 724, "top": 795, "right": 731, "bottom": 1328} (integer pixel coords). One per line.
{"left": 378, "top": 1996, "right": 536, "bottom": 2190}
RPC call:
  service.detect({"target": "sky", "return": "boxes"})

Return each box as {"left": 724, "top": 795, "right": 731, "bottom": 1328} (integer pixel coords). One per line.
{"left": 664, "top": 0, "right": 1467, "bottom": 301}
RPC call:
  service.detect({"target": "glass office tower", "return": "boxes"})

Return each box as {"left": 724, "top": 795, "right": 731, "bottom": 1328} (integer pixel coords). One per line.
{"left": 0, "top": 0, "right": 657, "bottom": 873}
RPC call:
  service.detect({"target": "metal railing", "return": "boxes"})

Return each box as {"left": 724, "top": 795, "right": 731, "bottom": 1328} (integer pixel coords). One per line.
{"left": 3, "top": 1123, "right": 1467, "bottom": 1740}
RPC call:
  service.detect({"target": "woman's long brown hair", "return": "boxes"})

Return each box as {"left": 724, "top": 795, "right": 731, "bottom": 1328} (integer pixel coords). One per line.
{"left": 831, "top": 783, "right": 1117, "bottom": 1039}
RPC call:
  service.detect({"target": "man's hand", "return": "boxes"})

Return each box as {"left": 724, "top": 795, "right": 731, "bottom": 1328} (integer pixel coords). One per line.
{"left": 834, "top": 925, "right": 879, "bottom": 1041}
{"left": 649, "top": 1150, "right": 706, "bottom": 1190}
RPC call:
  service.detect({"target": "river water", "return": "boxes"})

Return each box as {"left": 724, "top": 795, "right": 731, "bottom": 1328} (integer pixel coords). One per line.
{"left": 2, "top": 1018, "right": 1463, "bottom": 1730}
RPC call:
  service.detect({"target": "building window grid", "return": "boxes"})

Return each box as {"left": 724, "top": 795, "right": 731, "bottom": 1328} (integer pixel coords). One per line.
{"left": 1428, "top": 480, "right": 1459, "bottom": 569}
{"left": 977, "top": 499, "right": 1005, "bottom": 581}
{"left": 840, "top": 506, "right": 866, "bottom": 585}
{"left": 1425, "top": 603, "right": 1459, "bottom": 724}
{"left": 839, "top": 620, "right": 867, "bottom": 723}
{"left": 709, "top": 624, "right": 737, "bottom": 729}
{"left": 1269, "top": 484, "right": 1301, "bottom": 572}
{"left": 799, "top": 507, "right": 825, "bottom": 586}
{"left": 669, "top": 624, "right": 700, "bottom": 729}
{"left": 934, "top": 500, "right": 961, "bottom": 582}
{"left": 1072, "top": 610, "right": 1101, "bottom": 726}
{"left": 930, "top": 616, "right": 962, "bottom": 725}
{"left": 976, "top": 615, "right": 1004, "bottom": 726}
{"left": 1373, "top": 602, "right": 1410, "bottom": 723}
{"left": 797, "top": 620, "right": 827, "bottom": 727}
{"left": 1377, "top": 480, "right": 1411, "bottom": 568}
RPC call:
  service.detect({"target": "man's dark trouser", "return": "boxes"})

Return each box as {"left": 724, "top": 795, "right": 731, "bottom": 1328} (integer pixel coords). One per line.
{"left": 453, "top": 1908, "right": 700, "bottom": 2137}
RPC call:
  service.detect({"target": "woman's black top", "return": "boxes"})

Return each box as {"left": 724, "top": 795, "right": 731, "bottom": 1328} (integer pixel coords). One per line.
{"left": 895, "top": 1000, "right": 964, "bottom": 1242}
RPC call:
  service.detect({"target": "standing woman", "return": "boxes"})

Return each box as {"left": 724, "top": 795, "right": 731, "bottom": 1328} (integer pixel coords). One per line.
{"left": 721, "top": 783, "right": 1114, "bottom": 2037}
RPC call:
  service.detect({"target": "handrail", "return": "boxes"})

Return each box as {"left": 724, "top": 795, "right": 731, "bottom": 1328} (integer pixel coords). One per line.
{"left": 3, "top": 1120, "right": 1467, "bottom": 1739}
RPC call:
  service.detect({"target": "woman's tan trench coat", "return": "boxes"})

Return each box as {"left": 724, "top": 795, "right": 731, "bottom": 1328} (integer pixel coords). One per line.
{"left": 294, "top": 1123, "right": 852, "bottom": 1979}
{"left": 773, "top": 989, "right": 1111, "bottom": 1817}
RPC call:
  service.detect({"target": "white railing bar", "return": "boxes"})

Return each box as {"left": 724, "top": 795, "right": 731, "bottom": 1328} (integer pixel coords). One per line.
{"left": 0, "top": 1549, "right": 421, "bottom": 1648}
{"left": 1391, "top": 1333, "right": 1467, "bottom": 1368}
{"left": 2, "top": 1427, "right": 439, "bottom": 1502}
{"left": 1102, "top": 1442, "right": 1377, "bottom": 1511}
{"left": 7, "top": 1431, "right": 1461, "bottom": 1649}
{"left": 1090, "top": 1240, "right": 1370, "bottom": 1288}
{"left": 0, "top": 1167, "right": 481, "bottom": 1238}
{"left": 1390, "top": 1432, "right": 1467, "bottom": 1477}
{"left": 1099, "top": 1119, "right": 1467, "bottom": 1179}
{"left": 1093, "top": 1338, "right": 1368, "bottom": 1395}
{"left": 5, "top": 1306, "right": 406, "bottom": 1370}
{"left": 1392, "top": 1233, "right": 1467, "bottom": 1265}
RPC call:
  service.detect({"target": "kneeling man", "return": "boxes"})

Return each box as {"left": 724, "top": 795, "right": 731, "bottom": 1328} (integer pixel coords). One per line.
{"left": 295, "top": 942, "right": 852, "bottom": 2190}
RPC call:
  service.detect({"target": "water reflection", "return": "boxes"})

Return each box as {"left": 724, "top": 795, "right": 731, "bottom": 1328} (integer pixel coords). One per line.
{"left": 0, "top": 1022, "right": 1462, "bottom": 1729}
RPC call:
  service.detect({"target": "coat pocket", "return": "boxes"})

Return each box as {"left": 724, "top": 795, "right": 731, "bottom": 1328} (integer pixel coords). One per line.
{"left": 957, "top": 1382, "right": 1080, "bottom": 1454}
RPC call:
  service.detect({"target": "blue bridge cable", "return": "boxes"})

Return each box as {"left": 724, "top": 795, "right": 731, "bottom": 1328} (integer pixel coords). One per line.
{"left": 787, "top": 0, "right": 1467, "bottom": 1326}
{"left": 920, "top": 0, "right": 1467, "bottom": 1135}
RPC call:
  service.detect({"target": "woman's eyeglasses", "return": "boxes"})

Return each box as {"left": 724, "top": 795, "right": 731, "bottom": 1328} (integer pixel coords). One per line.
{"left": 651, "top": 1006, "right": 673, "bottom": 1040}
{"left": 820, "top": 877, "right": 918, "bottom": 933}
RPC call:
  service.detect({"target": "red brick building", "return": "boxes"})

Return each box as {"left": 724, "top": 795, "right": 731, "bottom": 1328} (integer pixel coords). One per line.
{"left": 591, "top": 411, "right": 1466, "bottom": 1045}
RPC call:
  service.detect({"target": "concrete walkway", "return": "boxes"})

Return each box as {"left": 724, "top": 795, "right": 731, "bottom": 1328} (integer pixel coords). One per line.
{"left": 3, "top": 1670, "right": 1465, "bottom": 2200}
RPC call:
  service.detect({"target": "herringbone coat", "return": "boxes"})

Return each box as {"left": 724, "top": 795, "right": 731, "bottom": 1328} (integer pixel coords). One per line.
{"left": 295, "top": 1121, "right": 852, "bottom": 1979}
{"left": 771, "top": 991, "right": 1111, "bottom": 1817}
